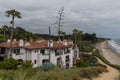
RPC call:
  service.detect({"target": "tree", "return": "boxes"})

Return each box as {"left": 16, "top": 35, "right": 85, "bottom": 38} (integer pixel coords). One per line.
{"left": 5, "top": 9, "right": 22, "bottom": 56}
{"left": 72, "top": 29, "right": 79, "bottom": 45}
{"left": 78, "top": 31, "right": 83, "bottom": 49}
{"left": 56, "top": 7, "right": 64, "bottom": 68}
{"left": 58, "top": 31, "right": 66, "bottom": 40}
{"left": 61, "top": 31, "right": 66, "bottom": 40}
{"left": 83, "top": 33, "right": 97, "bottom": 43}
{"left": 72, "top": 29, "right": 83, "bottom": 58}
{"left": 1, "top": 25, "right": 10, "bottom": 42}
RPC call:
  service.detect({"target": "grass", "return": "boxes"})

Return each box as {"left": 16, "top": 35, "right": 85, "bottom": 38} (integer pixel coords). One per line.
{"left": 0, "top": 66, "right": 108, "bottom": 80}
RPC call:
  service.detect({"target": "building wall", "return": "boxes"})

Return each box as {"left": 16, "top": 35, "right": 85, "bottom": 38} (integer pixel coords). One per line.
{"left": 25, "top": 50, "right": 31, "bottom": 60}
{"left": 31, "top": 50, "right": 39, "bottom": 68}
{"left": 3, "top": 47, "right": 78, "bottom": 68}
{"left": 5, "top": 48, "right": 10, "bottom": 58}
{"left": 50, "top": 48, "right": 74, "bottom": 68}
{"left": 10, "top": 48, "right": 25, "bottom": 60}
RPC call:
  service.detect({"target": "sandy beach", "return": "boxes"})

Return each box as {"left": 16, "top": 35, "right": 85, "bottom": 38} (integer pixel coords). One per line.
{"left": 93, "top": 41, "right": 120, "bottom": 80}
{"left": 96, "top": 41, "right": 120, "bottom": 65}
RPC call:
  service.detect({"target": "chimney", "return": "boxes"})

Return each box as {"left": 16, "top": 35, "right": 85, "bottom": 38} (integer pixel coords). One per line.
{"left": 25, "top": 42, "right": 30, "bottom": 46}
{"left": 7, "top": 39, "right": 11, "bottom": 42}
{"left": 19, "top": 39, "right": 24, "bottom": 47}
{"left": 63, "top": 40, "right": 68, "bottom": 45}
{"left": 30, "top": 39, "right": 33, "bottom": 42}
{"left": 48, "top": 40, "right": 53, "bottom": 47}
{"left": 13, "top": 39, "right": 16, "bottom": 41}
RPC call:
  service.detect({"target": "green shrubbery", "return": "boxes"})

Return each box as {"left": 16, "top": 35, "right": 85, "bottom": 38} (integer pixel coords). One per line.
{"left": 21, "top": 60, "right": 32, "bottom": 69}
{"left": 0, "top": 66, "right": 108, "bottom": 80}
{"left": 0, "top": 58, "right": 20, "bottom": 69}
{"left": 41, "top": 62, "right": 55, "bottom": 71}
{"left": 85, "top": 56, "right": 98, "bottom": 66}
{"left": 76, "top": 53, "right": 100, "bottom": 67}
{"left": 79, "top": 67, "right": 108, "bottom": 79}
{"left": 75, "top": 53, "right": 107, "bottom": 68}
{"left": 81, "top": 41, "right": 94, "bottom": 52}
{"left": 0, "top": 58, "right": 33, "bottom": 70}
{"left": 75, "top": 61, "right": 88, "bottom": 67}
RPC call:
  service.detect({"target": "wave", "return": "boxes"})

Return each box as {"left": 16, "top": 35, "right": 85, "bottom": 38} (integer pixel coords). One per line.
{"left": 107, "top": 40, "right": 120, "bottom": 54}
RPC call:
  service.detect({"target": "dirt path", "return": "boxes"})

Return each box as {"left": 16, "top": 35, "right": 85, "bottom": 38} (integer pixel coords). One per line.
{"left": 93, "top": 58, "right": 120, "bottom": 80}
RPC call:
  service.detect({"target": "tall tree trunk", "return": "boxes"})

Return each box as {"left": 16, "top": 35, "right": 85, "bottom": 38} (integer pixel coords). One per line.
{"left": 9, "top": 16, "right": 14, "bottom": 58}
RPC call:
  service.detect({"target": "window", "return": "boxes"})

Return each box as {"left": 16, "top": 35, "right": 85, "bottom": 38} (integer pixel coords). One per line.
{"left": 66, "top": 63, "right": 69, "bottom": 68}
{"left": 67, "top": 48, "right": 70, "bottom": 53}
{"left": 13, "top": 49, "right": 20, "bottom": 55}
{"left": 65, "top": 55, "right": 70, "bottom": 62}
{"left": 42, "top": 59, "right": 49, "bottom": 64}
{"left": 57, "top": 57, "right": 62, "bottom": 67}
{"left": 64, "top": 48, "right": 70, "bottom": 54}
{"left": 0, "top": 48, "right": 5, "bottom": 54}
{"left": 57, "top": 57, "right": 60, "bottom": 65}
{"left": 40, "top": 49, "right": 45, "bottom": 54}
{"left": 34, "top": 60, "right": 37, "bottom": 64}
{"left": 55, "top": 49, "right": 63, "bottom": 56}
{"left": 10, "top": 53, "right": 12, "bottom": 58}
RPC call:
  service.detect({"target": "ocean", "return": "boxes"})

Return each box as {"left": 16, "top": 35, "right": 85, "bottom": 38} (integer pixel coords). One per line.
{"left": 107, "top": 39, "right": 120, "bottom": 54}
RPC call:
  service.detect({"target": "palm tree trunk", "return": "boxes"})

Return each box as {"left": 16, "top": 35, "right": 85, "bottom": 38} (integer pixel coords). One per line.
{"left": 9, "top": 16, "right": 14, "bottom": 58}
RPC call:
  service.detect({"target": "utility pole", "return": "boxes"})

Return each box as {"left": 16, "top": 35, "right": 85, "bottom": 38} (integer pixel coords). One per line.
{"left": 48, "top": 26, "right": 51, "bottom": 62}
{"left": 4, "top": 30, "right": 6, "bottom": 42}
{"left": 55, "top": 7, "right": 64, "bottom": 68}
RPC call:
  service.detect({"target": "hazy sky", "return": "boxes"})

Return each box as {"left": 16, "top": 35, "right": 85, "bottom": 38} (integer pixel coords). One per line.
{"left": 0, "top": 0, "right": 120, "bottom": 39}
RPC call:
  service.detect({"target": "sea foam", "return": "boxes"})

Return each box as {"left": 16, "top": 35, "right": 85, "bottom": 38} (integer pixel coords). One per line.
{"left": 107, "top": 40, "right": 120, "bottom": 54}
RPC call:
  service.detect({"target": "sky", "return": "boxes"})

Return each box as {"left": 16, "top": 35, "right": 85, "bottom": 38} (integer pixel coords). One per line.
{"left": 0, "top": 0, "right": 120, "bottom": 39}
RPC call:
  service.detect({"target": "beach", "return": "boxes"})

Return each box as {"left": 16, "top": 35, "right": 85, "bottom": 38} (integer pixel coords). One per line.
{"left": 96, "top": 41, "right": 120, "bottom": 65}
{"left": 94, "top": 41, "right": 120, "bottom": 80}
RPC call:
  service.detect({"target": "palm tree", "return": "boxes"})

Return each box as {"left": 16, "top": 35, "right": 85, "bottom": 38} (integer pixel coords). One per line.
{"left": 78, "top": 31, "right": 83, "bottom": 58}
{"left": 5, "top": 9, "right": 22, "bottom": 56}
{"left": 2, "top": 25, "right": 10, "bottom": 42}
{"left": 72, "top": 29, "right": 83, "bottom": 59}
{"left": 72, "top": 29, "right": 79, "bottom": 45}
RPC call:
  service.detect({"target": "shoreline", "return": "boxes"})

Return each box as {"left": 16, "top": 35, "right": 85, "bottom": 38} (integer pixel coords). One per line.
{"left": 96, "top": 40, "right": 120, "bottom": 65}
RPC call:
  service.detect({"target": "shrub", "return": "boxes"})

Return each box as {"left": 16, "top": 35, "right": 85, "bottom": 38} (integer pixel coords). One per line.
{"left": 21, "top": 60, "right": 32, "bottom": 69}
{"left": 79, "top": 67, "right": 108, "bottom": 79}
{"left": 85, "top": 56, "right": 98, "bottom": 66}
{"left": 81, "top": 42, "right": 94, "bottom": 52}
{"left": 0, "top": 58, "right": 20, "bottom": 69}
{"left": 75, "top": 61, "right": 88, "bottom": 67}
{"left": 41, "top": 62, "right": 55, "bottom": 71}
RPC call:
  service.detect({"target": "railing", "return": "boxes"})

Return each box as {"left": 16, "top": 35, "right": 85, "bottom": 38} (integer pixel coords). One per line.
{"left": 0, "top": 54, "right": 5, "bottom": 57}
{"left": 55, "top": 51, "right": 63, "bottom": 56}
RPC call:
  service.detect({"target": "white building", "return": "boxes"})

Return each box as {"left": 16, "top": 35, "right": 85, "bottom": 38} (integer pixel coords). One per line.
{"left": 0, "top": 39, "right": 79, "bottom": 68}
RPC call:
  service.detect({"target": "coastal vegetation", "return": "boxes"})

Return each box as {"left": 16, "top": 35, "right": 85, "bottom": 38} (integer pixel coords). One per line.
{"left": 0, "top": 64, "right": 108, "bottom": 80}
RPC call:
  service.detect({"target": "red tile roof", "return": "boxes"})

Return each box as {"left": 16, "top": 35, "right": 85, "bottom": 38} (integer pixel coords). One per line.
{"left": 24, "top": 41, "right": 72, "bottom": 49}
{"left": 24, "top": 41, "right": 48, "bottom": 49}
{"left": 0, "top": 40, "right": 72, "bottom": 49}
{"left": 0, "top": 41, "right": 19, "bottom": 48}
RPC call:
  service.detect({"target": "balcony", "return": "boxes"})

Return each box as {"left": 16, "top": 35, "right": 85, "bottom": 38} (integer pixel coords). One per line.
{"left": 64, "top": 49, "right": 70, "bottom": 54}
{"left": 55, "top": 50, "right": 63, "bottom": 56}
